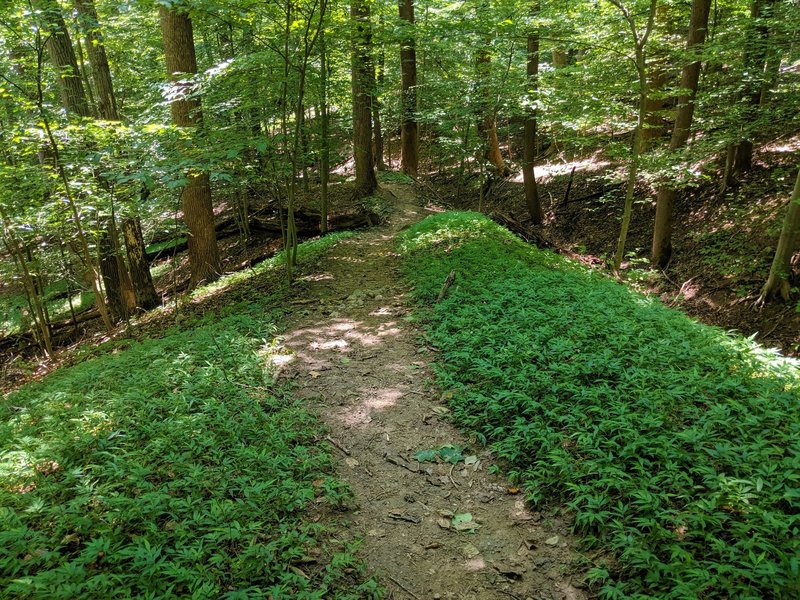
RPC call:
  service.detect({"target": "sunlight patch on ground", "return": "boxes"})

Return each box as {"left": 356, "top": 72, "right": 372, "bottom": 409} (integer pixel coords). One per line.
{"left": 511, "top": 154, "right": 611, "bottom": 184}
{"left": 300, "top": 272, "right": 335, "bottom": 282}
{"left": 339, "top": 387, "right": 404, "bottom": 427}
{"left": 311, "top": 338, "right": 349, "bottom": 351}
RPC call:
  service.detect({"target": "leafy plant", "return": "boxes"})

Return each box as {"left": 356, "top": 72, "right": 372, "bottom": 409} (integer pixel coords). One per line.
{"left": 400, "top": 211, "right": 800, "bottom": 599}
{"left": 0, "top": 298, "right": 377, "bottom": 598}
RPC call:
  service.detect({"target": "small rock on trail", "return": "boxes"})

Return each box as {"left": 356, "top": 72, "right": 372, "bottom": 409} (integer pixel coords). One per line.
{"left": 276, "top": 183, "right": 588, "bottom": 599}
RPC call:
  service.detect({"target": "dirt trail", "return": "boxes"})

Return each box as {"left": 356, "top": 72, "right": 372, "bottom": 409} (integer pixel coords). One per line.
{"left": 275, "top": 183, "right": 587, "bottom": 600}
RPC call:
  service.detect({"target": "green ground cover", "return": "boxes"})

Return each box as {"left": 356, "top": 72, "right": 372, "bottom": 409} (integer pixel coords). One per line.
{"left": 0, "top": 279, "right": 94, "bottom": 338}
{"left": 0, "top": 234, "right": 377, "bottom": 599}
{"left": 400, "top": 212, "right": 800, "bottom": 599}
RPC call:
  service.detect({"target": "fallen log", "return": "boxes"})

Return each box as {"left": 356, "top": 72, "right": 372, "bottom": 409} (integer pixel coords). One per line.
{"left": 491, "top": 212, "right": 554, "bottom": 249}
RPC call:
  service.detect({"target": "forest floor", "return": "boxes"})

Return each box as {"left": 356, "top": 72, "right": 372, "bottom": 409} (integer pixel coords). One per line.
{"left": 272, "top": 182, "right": 588, "bottom": 599}
{"left": 432, "top": 136, "right": 800, "bottom": 356}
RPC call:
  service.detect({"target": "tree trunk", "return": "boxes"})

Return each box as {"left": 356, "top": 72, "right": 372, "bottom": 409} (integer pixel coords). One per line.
{"left": 522, "top": 1, "right": 543, "bottom": 224}
{"left": 551, "top": 48, "right": 569, "bottom": 67}
{"left": 36, "top": 0, "right": 114, "bottom": 331}
{"left": 651, "top": 0, "right": 711, "bottom": 267}
{"left": 73, "top": 0, "right": 118, "bottom": 120}
{"left": 399, "top": 0, "right": 418, "bottom": 176}
{"left": 351, "top": 0, "right": 378, "bottom": 197}
{"left": 0, "top": 214, "right": 53, "bottom": 354}
{"left": 159, "top": 6, "right": 221, "bottom": 287}
{"left": 319, "top": 26, "right": 330, "bottom": 233}
{"left": 759, "top": 168, "right": 800, "bottom": 303}
{"left": 37, "top": 0, "right": 90, "bottom": 117}
{"left": 612, "top": 0, "right": 658, "bottom": 272}
{"left": 98, "top": 226, "right": 133, "bottom": 321}
{"left": 74, "top": 0, "right": 159, "bottom": 312}
{"left": 476, "top": 48, "right": 509, "bottom": 178}
{"left": 733, "top": 0, "right": 775, "bottom": 175}
{"left": 122, "top": 217, "right": 160, "bottom": 310}
{"left": 373, "top": 45, "right": 386, "bottom": 171}
{"left": 640, "top": 68, "right": 667, "bottom": 148}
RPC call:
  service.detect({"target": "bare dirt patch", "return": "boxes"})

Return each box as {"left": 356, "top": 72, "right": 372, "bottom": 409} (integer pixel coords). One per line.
{"left": 274, "top": 183, "right": 588, "bottom": 599}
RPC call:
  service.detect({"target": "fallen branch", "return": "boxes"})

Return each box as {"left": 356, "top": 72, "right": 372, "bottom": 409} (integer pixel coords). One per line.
{"left": 387, "top": 576, "right": 420, "bottom": 600}
{"left": 436, "top": 270, "right": 456, "bottom": 303}
{"left": 325, "top": 435, "right": 351, "bottom": 456}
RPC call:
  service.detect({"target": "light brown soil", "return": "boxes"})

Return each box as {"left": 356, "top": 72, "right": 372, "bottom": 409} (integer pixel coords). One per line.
{"left": 274, "top": 183, "right": 588, "bottom": 599}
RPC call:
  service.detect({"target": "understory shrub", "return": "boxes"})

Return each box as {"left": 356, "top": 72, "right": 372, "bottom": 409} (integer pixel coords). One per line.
{"left": 400, "top": 211, "right": 800, "bottom": 599}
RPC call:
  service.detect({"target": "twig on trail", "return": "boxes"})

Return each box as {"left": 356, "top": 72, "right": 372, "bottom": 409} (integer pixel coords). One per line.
{"left": 325, "top": 435, "right": 351, "bottom": 456}
{"left": 436, "top": 270, "right": 456, "bottom": 303}
{"left": 668, "top": 277, "right": 697, "bottom": 307}
{"left": 660, "top": 268, "right": 677, "bottom": 287}
{"left": 448, "top": 462, "right": 460, "bottom": 487}
{"left": 387, "top": 575, "right": 420, "bottom": 600}
{"left": 734, "top": 294, "right": 757, "bottom": 305}
{"left": 385, "top": 454, "right": 419, "bottom": 473}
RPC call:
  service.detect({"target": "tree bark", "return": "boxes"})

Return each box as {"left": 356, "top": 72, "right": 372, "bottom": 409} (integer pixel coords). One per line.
{"left": 759, "top": 168, "right": 800, "bottom": 303}
{"left": 122, "top": 217, "right": 160, "bottom": 310}
{"left": 476, "top": 48, "right": 509, "bottom": 178}
{"left": 522, "top": 2, "right": 544, "bottom": 224}
{"left": 319, "top": 26, "right": 330, "bottom": 233}
{"left": 73, "top": 0, "right": 159, "bottom": 309}
{"left": 37, "top": 0, "right": 90, "bottom": 117}
{"left": 73, "top": 0, "right": 117, "bottom": 120}
{"left": 733, "top": 0, "right": 775, "bottom": 175}
{"left": 373, "top": 46, "right": 386, "bottom": 171}
{"left": 651, "top": 0, "right": 711, "bottom": 267}
{"left": 399, "top": 0, "right": 418, "bottom": 176}
{"left": 640, "top": 68, "right": 667, "bottom": 148}
{"left": 159, "top": 5, "right": 221, "bottom": 287}
{"left": 351, "top": 0, "right": 378, "bottom": 198}
{"left": 98, "top": 225, "right": 134, "bottom": 321}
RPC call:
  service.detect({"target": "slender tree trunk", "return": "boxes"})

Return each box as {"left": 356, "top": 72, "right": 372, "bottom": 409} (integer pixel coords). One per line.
{"left": 522, "top": 1, "right": 544, "bottom": 224}
{"left": 759, "top": 168, "right": 800, "bottom": 303}
{"left": 399, "top": 0, "right": 418, "bottom": 176}
{"left": 733, "top": 0, "right": 775, "bottom": 175}
{"left": 614, "top": 57, "right": 647, "bottom": 271}
{"left": 476, "top": 48, "right": 509, "bottom": 178}
{"left": 0, "top": 214, "right": 52, "bottom": 354}
{"left": 351, "top": 0, "right": 378, "bottom": 197}
{"left": 611, "top": 0, "right": 658, "bottom": 272}
{"left": 159, "top": 6, "right": 221, "bottom": 287}
{"left": 73, "top": 0, "right": 117, "bottom": 120}
{"left": 373, "top": 45, "right": 386, "bottom": 171}
{"left": 319, "top": 26, "right": 330, "bottom": 233}
{"left": 651, "top": 0, "right": 711, "bottom": 267}
{"left": 36, "top": 0, "right": 91, "bottom": 117}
